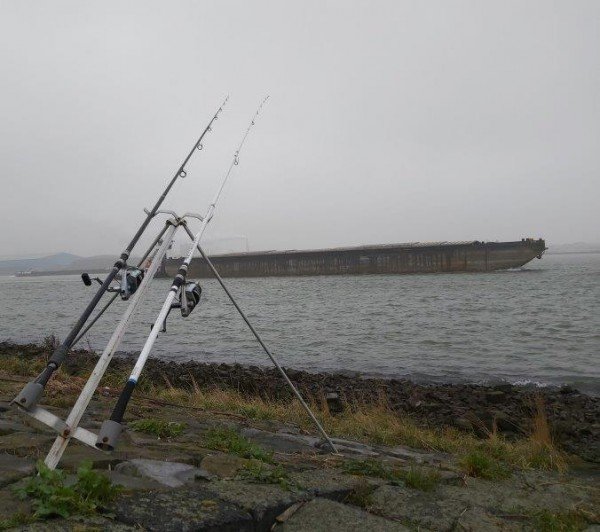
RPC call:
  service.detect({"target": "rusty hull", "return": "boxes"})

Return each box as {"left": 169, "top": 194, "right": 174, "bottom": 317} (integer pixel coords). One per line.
{"left": 164, "top": 238, "right": 547, "bottom": 278}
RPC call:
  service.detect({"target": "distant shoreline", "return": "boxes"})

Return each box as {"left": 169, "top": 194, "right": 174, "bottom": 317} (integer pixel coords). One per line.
{"left": 546, "top": 250, "right": 600, "bottom": 255}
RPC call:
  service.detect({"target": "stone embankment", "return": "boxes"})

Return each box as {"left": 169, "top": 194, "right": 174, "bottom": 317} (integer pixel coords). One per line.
{"left": 0, "top": 388, "right": 599, "bottom": 531}
{"left": 49, "top": 345, "right": 599, "bottom": 463}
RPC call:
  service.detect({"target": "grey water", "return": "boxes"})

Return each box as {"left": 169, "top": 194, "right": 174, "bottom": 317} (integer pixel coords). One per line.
{"left": 1, "top": 253, "right": 599, "bottom": 395}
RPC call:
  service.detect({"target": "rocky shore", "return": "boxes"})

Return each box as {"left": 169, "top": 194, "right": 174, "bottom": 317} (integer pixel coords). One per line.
{"left": 1, "top": 351, "right": 599, "bottom": 531}
{"left": 1, "top": 341, "right": 599, "bottom": 463}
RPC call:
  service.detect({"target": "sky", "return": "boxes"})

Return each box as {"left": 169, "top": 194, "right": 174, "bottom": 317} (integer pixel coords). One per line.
{"left": 0, "top": 0, "right": 598, "bottom": 258}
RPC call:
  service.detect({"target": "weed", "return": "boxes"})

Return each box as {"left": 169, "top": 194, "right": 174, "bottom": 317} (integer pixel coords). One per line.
{"left": 128, "top": 419, "right": 186, "bottom": 439}
{"left": 343, "top": 459, "right": 440, "bottom": 492}
{"left": 0, "top": 350, "right": 570, "bottom": 475}
{"left": 0, "top": 354, "right": 45, "bottom": 376}
{"left": 532, "top": 509, "right": 588, "bottom": 532}
{"left": 394, "top": 468, "right": 440, "bottom": 492}
{"left": 203, "top": 427, "right": 273, "bottom": 463}
{"left": 237, "top": 461, "right": 292, "bottom": 490}
{"left": 460, "top": 450, "right": 511, "bottom": 480}
{"left": 16, "top": 461, "right": 121, "bottom": 519}
{"left": 342, "top": 458, "right": 389, "bottom": 478}
{"left": 345, "top": 480, "right": 376, "bottom": 509}
{"left": 41, "top": 335, "right": 60, "bottom": 352}
{"left": 531, "top": 395, "right": 553, "bottom": 446}
{"left": 0, "top": 512, "right": 36, "bottom": 531}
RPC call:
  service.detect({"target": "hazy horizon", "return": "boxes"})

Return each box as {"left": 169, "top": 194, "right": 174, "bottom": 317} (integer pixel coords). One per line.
{"left": 1, "top": 1, "right": 598, "bottom": 258}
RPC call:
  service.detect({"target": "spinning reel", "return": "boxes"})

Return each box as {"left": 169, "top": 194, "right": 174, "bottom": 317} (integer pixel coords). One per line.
{"left": 153, "top": 281, "right": 202, "bottom": 333}
{"left": 81, "top": 267, "right": 145, "bottom": 301}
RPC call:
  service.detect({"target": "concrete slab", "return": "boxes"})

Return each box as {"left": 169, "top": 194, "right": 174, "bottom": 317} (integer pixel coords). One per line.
{"left": 111, "top": 485, "right": 253, "bottom": 531}
{"left": 240, "top": 427, "right": 321, "bottom": 454}
{"left": 0, "top": 453, "right": 35, "bottom": 488}
{"left": 289, "top": 468, "right": 365, "bottom": 501}
{"left": 18, "top": 515, "right": 138, "bottom": 530}
{"left": 369, "top": 484, "right": 476, "bottom": 531}
{"left": 0, "top": 432, "right": 54, "bottom": 458}
{"left": 200, "top": 453, "right": 249, "bottom": 479}
{"left": 209, "top": 479, "right": 305, "bottom": 532}
{"left": 114, "top": 459, "right": 211, "bottom": 488}
{"left": 316, "top": 438, "right": 380, "bottom": 457}
{"left": 276, "top": 497, "right": 407, "bottom": 531}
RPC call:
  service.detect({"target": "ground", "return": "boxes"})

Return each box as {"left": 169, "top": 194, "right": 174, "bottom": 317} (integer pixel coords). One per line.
{"left": 0, "top": 366, "right": 599, "bottom": 531}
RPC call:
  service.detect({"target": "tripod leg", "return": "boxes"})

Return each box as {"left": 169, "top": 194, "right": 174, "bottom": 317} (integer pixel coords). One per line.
{"left": 182, "top": 225, "right": 337, "bottom": 453}
{"left": 44, "top": 222, "right": 180, "bottom": 469}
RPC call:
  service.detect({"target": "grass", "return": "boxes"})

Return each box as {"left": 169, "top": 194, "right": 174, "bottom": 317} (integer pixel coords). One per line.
{"left": 14, "top": 461, "right": 121, "bottom": 521}
{"left": 345, "top": 480, "right": 376, "bottom": 509}
{"left": 0, "top": 513, "right": 37, "bottom": 531}
{"left": 128, "top": 419, "right": 186, "bottom": 439}
{"left": 397, "top": 468, "right": 441, "bottom": 492}
{"left": 460, "top": 450, "right": 511, "bottom": 480}
{"left": 237, "top": 461, "right": 293, "bottom": 490}
{"left": 0, "top": 350, "right": 569, "bottom": 476}
{"left": 342, "top": 459, "right": 440, "bottom": 492}
{"left": 342, "top": 458, "right": 389, "bottom": 478}
{"left": 532, "top": 509, "right": 590, "bottom": 532}
{"left": 203, "top": 427, "right": 273, "bottom": 463}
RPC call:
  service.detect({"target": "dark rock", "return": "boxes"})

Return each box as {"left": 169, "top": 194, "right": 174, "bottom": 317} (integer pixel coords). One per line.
{"left": 200, "top": 453, "right": 250, "bottom": 479}
{"left": 0, "top": 453, "right": 35, "bottom": 488}
{"left": 111, "top": 486, "right": 254, "bottom": 531}
{"left": 485, "top": 391, "right": 506, "bottom": 404}
{"left": 209, "top": 480, "right": 305, "bottom": 532}
{"left": 114, "top": 459, "right": 213, "bottom": 487}
{"left": 453, "top": 417, "right": 473, "bottom": 431}
{"left": 325, "top": 392, "right": 344, "bottom": 414}
{"left": 276, "top": 497, "right": 407, "bottom": 531}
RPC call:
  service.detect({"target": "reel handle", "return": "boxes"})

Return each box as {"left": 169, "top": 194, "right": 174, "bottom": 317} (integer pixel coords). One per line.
{"left": 81, "top": 273, "right": 104, "bottom": 287}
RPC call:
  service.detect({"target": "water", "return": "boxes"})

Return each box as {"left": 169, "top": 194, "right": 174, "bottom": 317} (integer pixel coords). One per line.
{"left": 1, "top": 253, "right": 599, "bottom": 394}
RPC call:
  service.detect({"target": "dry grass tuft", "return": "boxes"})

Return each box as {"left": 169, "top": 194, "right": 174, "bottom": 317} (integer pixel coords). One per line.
{"left": 150, "top": 384, "right": 568, "bottom": 473}
{"left": 0, "top": 353, "right": 568, "bottom": 475}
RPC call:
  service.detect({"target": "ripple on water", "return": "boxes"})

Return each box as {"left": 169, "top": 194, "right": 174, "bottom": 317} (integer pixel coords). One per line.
{"left": 0, "top": 253, "right": 599, "bottom": 394}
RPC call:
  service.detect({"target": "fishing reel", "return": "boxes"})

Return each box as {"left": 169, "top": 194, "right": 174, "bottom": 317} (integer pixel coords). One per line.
{"left": 153, "top": 281, "right": 202, "bottom": 333}
{"left": 81, "top": 267, "right": 144, "bottom": 301}
{"left": 117, "top": 267, "right": 144, "bottom": 300}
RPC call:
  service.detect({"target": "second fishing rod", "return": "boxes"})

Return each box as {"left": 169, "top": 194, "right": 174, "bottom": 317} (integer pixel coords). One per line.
{"left": 14, "top": 98, "right": 228, "bottom": 410}
{"left": 96, "top": 98, "right": 268, "bottom": 450}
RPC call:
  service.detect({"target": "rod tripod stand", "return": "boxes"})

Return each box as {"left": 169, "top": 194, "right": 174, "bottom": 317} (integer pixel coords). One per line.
{"left": 16, "top": 213, "right": 336, "bottom": 469}
{"left": 14, "top": 97, "right": 337, "bottom": 469}
{"left": 21, "top": 212, "right": 186, "bottom": 469}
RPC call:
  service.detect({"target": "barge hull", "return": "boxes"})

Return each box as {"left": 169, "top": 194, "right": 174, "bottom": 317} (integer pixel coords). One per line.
{"left": 164, "top": 239, "right": 546, "bottom": 278}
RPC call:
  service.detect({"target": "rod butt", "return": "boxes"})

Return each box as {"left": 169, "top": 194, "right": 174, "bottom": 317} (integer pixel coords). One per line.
{"left": 96, "top": 420, "right": 123, "bottom": 451}
{"left": 12, "top": 382, "right": 44, "bottom": 410}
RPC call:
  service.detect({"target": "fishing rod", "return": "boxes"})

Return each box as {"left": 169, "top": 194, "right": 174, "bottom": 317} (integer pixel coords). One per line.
{"left": 70, "top": 207, "right": 188, "bottom": 348}
{"left": 71, "top": 219, "right": 172, "bottom": 348}
{"left": 14, "top": 97, "right": 228, "bottom": 411}
{"left": 96, "top": 97, "right": 269, "bottom": 451}
{"left": 44, "top": 217, "right": 183, "bottom": 469}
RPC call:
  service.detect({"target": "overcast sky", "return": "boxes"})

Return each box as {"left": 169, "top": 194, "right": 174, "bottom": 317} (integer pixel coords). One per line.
{"left": 0, "top": 0, "right": 598, "bottom": 258}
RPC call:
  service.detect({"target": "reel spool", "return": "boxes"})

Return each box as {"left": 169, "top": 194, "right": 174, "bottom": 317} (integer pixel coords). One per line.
{"left": 81, "top": 267, "right": 144, "bottom": 301}
{"left": 180, "top": 281, "right": 202, "bottom": 317}
{"left": 119, "top": 267, "right": 144, "bottom": 300}
{"left": 151, "top": 280, "right": 202, "bottom": 333}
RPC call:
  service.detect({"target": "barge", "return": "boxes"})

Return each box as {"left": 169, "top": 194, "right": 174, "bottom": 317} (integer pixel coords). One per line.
{"left": 164, "top": 238, "right": 547, "bottom": 278}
